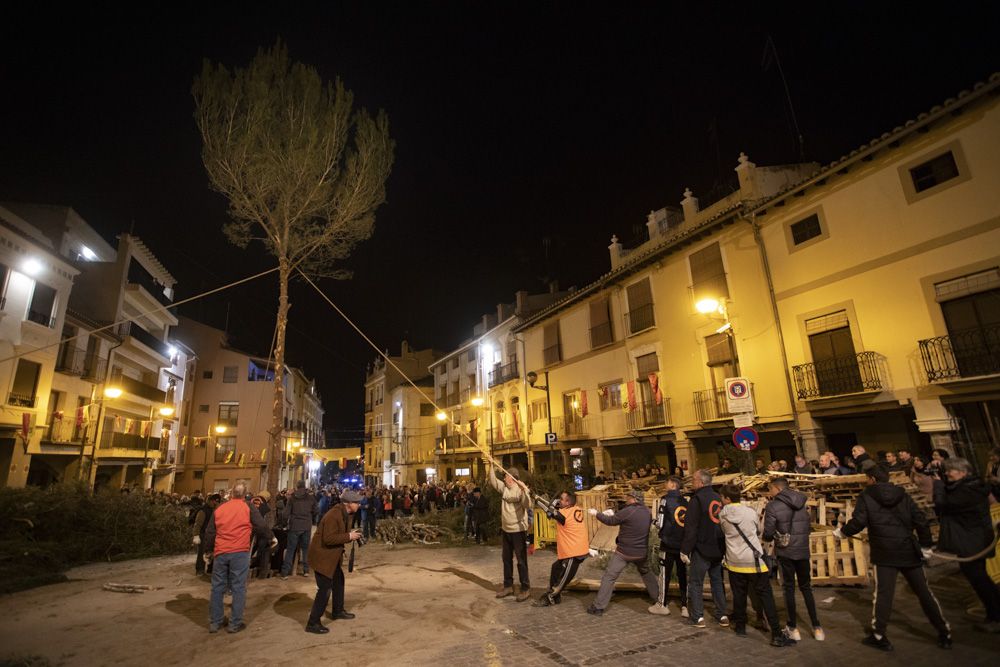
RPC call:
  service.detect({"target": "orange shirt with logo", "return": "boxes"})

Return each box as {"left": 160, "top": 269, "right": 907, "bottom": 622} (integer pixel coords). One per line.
{"left": 557, "top": 506, "right": 589, "bottom": 559}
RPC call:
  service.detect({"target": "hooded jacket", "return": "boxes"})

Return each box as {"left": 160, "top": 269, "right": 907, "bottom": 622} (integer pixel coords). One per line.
{"left": 486, "top": 472, "right": 531, "bottom": 533}
{"left": 854, "top": 452, "right": 877, "bottom": 473}
{"left": 283, "top": 488, "right": 318, "bottom": 533}
{"left": 934, "top": 476, "right": 996, "bottom": 558}
{"left": 720, "top": 503, "right": 768, "bottom": 573}
{"left": 842, "top": 482, "right": 930, "bottom": 567}
{"left": 680, "top": 485, "right": 724, "bottom": 560}
{"left": 763, "top": 488, "right": 811, "bottom": 560}
{"left": 656, "top": 490, "right": 687, "bottom": 553}
{"left": 596, "top": 501, "right": 652, "bottom": 560}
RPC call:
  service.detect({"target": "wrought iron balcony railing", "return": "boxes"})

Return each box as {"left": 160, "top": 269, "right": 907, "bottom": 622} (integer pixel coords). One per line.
{"left": 792, "top": 351, "right": 883, "bottom": 399}
{"left": 919, "top": 326, "right": 1000, "bottom": 382}
{"left": 624, "top": 397, "right": 670, "bottom": 430}
{"left": 625, "top": 304, "right": 655, "bottom": 335}
{"left": 693, "top": 385, "right": 756, "bottom": 421}
{"left": 589, "top": 321, "right": 613, "bottom": 348}
{"left": 488, "top": 358, "right": 519, "bottom": 387}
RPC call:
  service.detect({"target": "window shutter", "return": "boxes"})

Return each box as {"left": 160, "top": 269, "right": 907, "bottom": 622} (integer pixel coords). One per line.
{"left": 705, "top": 333, "right": 735, "bottom": 366}
{"left": 589, "top": 298, "right": 613, "bottom": 347}
{"left": 636, "top": 353, "right": 659, "bottom": 376}
{"left": 626, "top": 279, "right": 652, "bottom": 309}
{"left": 689, "top": 242, "right": 729, "bottom": 301}
{"left": 934, "top": 268, "right": 1000, "bottom": 302}
{"left": 543, "top": 323, "right": 561, "bottom": 364}
{"left": 804, "top": 310, "right": 849, "bottom": 334}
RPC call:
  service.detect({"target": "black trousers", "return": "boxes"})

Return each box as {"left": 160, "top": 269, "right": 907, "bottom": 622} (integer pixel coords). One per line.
{"left": 307, "top": 565, "right": 345, "bottom": 626}
{"left": 729, "top": 570, "right": 780, "bottom": 637}
{"left": 872, "top": 564, "right": 950, "bottom": 637}
{"left": 195, "top": 540, "right": 207, "bottom": 574}
{"left": 364, "top": 513, "right": 376, "bottom": 538}
{"left": 658, "top": 547, "right": 687, "bottom": 606}
{"left": 473, "top": 515, "right": 486, "bottom": 544}
{"left": 502, "top": 531, "right": 530, "bottom": 589}
{"left": 548, "top": 556, "right": 585, "bottom": 596}
{"left": 779, "top": 556, "right": 820, "bottom": 628}
{"left": 959, "top": 559, "right": 1000, "bottom": 622}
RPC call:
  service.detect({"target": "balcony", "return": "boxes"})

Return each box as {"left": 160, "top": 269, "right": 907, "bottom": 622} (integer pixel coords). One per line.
{"left": 625, "top": 397, "right": 670, "bottom": 430}
{"left": 126, "top": 260, "right": 173, "bottom": 307}
{"left": 792, "top": 351, "right": 884, "bottom": 400}
{"left": 919, "top": 326, "right": 1000, "bottom": 382}
{"left": 99, "top": 430, "right": 161, "bottom": 452}
{"left": 488, "top": 358, "right": 519, "bottom": 387}
{"left": 446, "top": 392, "right": 461, "bottom": 407}
{"left": 8, "top": 391, "right": 36, "bottom": 408}
{"left": 694, "top": 385, "right": 756, "bottom": 421}
{"left": 44, "top": 418, "right": 87, "bottom": 444}
{"left": 589, "top": 321, "right": 613, "bottom": 348}
{"left": 564, "top": 414, "right": 586, "bottom": 438}
{"left": 625, "top": 304, "right": 655, "bottom": 335}
{"left": 55, "top": 346, "right": 87, "bottom": 375}
{"left": 117, "top": 321, "right": 172, "bottom": 359}
{"left": 434, "top": 434, "right": 473, "bottom": 454}
{"left": 543, "top": 344, "right": 561, "bottom": 366}
{"left": 25, "top": 308, "right": 55, "bottom": 328}
{"left": 364, "top": 402, "right": 372, "bottom": 412}
{"left": 489, "top": 426, "right": 522, "bottom": 448}
{"left": 114, "top": 373, "right": 167, "bottom": 403}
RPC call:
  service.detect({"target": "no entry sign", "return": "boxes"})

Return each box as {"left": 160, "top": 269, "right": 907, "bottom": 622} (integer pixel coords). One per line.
{"left": 732, "top": 426, "right": 759, "bottom": 452}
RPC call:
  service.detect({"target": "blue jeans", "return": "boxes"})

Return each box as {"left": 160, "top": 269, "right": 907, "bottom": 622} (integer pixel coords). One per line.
{"left": 687, "top": 551, "right": 727, "bottom": 622}
{"left": 210, "top": 551, "right": 250, "bottom": 627}
{"left": 282, "top": 529, "right": 311, "bottom": 575}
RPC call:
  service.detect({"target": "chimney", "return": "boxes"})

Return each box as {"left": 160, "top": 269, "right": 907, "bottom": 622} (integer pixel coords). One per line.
{"left": 608, "top": 235, "right": 623, "bottom": 269}
{"left": 681, "top": 188, "right": 699, "bottom": 222}
{"left": 515, "top": 290, "right": 528, "bottom": 315}
{"left": 548, "top": 280, "right": 559, "bottom": 294}
{"left": 646, "top": 210, "right": 661, "bottom": 241}
{"left": 401, "top": 340, "right": 409, "bottom": 356}
{"left": 735, "top": 152, "right": 756, "bottom": 198}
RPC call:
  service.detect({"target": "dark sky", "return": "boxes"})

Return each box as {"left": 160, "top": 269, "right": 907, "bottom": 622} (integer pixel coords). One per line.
{"left": 2, "top": 3, "right": 997, "bottom": 443}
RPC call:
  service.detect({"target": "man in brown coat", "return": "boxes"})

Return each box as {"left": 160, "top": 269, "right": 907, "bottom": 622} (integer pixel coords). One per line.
{"left": 305, "top": 489, "right": 363, "bottom": 633}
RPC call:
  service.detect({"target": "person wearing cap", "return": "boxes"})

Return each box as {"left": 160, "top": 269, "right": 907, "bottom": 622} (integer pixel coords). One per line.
{"left": 304, "top": 489, "right": 364, "bottom": 634}
{"left": 487, "top": 462, "right": 533, "bottom": 601}
{"left": 586, "top": 488, "right": 658, "bottom": 616}
{"left": 470, "top": 487, "right": 489, "bottom": 544}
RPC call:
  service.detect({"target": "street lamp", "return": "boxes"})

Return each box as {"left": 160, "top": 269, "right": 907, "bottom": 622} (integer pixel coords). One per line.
{"left": 201, "top": 424, "right": 227, "bottom": 494}
{"left": 103, "top": 385, "right": 123, "bottom": 399}
{"left": 470, "top": 396, "right": 484, "bottom": 407}
{"left": 526, "top": 371, "right": 555, "bottom": 472}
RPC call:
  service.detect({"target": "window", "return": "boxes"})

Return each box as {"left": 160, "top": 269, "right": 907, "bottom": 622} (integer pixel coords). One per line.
{"left": 26, "top": 282, "right": 57, "bottom": 327}
{"left": 625, "top": 278, "right": 654, "bottom": 333}
{"left": 214, "top": 436, "right": 236, "bottom": 463}
{"left": 689, "top": 242, "right": 729, "bottom": 303}
{"left": 198, "top": 404, "right": 209, "bottom": 413}
{"left": 468, "top": 373, "right": 477, "bottom": 393}
{"left": 222, "top": 366, "right": 238, "bottom": 383}
{"left": 910, "top": 151, "right": 959, "bottom": 193}
{"left": 705, "top": 332, "right": 737, "bottom": 367}
{"left": 790, "top": 214, "right": 822, "bottom": 246}
{"left": 636, "top": 353, "right": 659, "bottom": 376}
{"left": 0, "top": 262, "right": 9, "bottom": 308}
{"left": 589, "top": 298, "right": 613, "bottom": 348}
{"left": 467, "top": 349, "right": 476, "bottom": 363}
{"left": 599, "top": 382, "right": 622, "bottom": 411}
{"left": 420, "top": 403, "right": 435, "bottom": 417}
{"left": 374, "top": 414, "right": 383, "bottom": 436}
{"left": 450, "top": 358, "right": 459, "bottom": 369}
{"left": 543, "top": 322, "right": 561, "bottom": 365}
{"left": 193, "top": 470, "right": 204, "bottom": 480}
{"left": 455, "top": 467, "right": 471, "bottom": 477}
{"left": 9, "top": 359, "right": 41, "bottom": 407}
{"left": 202, "top": 370, "right": 213, "bottom": 379}
{"left": 530, "top": 399, "right": 548, "bottom": 423}
{"left": 218, "top": 402, "right": 239, "bottom": 426}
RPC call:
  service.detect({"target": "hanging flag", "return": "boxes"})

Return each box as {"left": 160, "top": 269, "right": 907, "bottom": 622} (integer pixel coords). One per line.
{"left": 620, "top": 384, "right": 630, "bottom": 413}
{"left": 580, "top": 391, "right": 589, "bottom": 418}
{"left": 648, "top": 373, "right": 663, "bottom": 405}
{"left": 496, "top": 412, "right": 504, "bottom": 441}
{"left": 113, "top": 415, "right": 123, "bottom": 431}
{"left": 260, "top": 448, "right": 267, "bottom": 462}
{"left": 512, "top": 404, "right": 521, "bottom": 440}
{"left": 76, "top": 407, "right": 85, "bottom": 428}
{"left": 142, "top": 421, "right": 152, "bottom": 438}
{"left": 224, "top": 451, "right": 234, "bottom": 464}
{"left": 87, "top": 403, "right": 97, "bottom": 422}
{"left": 124, "top": 418, "right": 134, "bottom": 434}
{"left": 627, "top": 381, "right": 637, "bottom": 412}
{"left": 237, "top": 453, "right": 246, "bottom": 467}
{"left": 22, "top": 413, "right": 30, "bottom": 439}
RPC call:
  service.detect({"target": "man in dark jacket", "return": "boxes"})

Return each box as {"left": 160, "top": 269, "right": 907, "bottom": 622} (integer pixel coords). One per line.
{"left": 470, "top": 487, "right": 489, "bottom": 544}
{"left": 649, "top": 476, "right": 688, "bottom": 617}
{"left": 192, "top": 494, "right": 220, "bottom": 575}
{"left": 304, "top": 489, "right": 363, "bottom": 634}
{"left": 586, "top": 488, "right": 658, "bottom": 615}
{"left": 680, "top": 469, "right": 728, "bottom": 628}
{"left": 851, "top": 445, "right": 877, "bottom": 473}
{"left": 934, "top": 458, "right": 1000, "bottom": 633}
{"left": 281, "top": 480, "right": 318, "bottom": 578}
{"left": 763, "top": 477, "right": 823, "bottom": 641}
{"left": 836, "top": 466, "right": 951, "bottom": 651}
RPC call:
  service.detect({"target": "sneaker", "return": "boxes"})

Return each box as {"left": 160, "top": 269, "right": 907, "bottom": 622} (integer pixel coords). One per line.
{"left": 305, "top": 623, "right": 329, "bottom": 634}
{"left": 718, "top": 615, "right": 730, "bottom": 627}
{"left": 300, "top": 571, "right": 309, "bottom": 577}
{"left": 785, "top": 626, "right": 801, "bottom": 641}
{"left": 647, "top": 603, "right": 671, "bottom": 616}
{"left": 770, "top": 634, "right": 795, "bottom": 648}
{"left": 586, "top": 605, "right": 604, "bottom": 617}
{"left": 495, "top": 587, "right": 513, "bottom": 599}
{"left": 937, "top": 634, "right": 953, "bottom": 650}
{"left": 227, "top": 622, "right": 246, "bottom": 634}
{"left": 680, "top": 605, "right": 689, "bottom": 619}
{"left": 813, "top": 627, "right": 825, "bottom": 641}
{"left": 862, "top": 634, "right": 893, "bottom": 652}
{"left": 515, "top": 590, "right": 531, "bottom": 602}
{"left": 208, "top": 616, "right": 228, "bottom": 634}
{"left": 692, "top": 617, "right": 707, "bottom": 628}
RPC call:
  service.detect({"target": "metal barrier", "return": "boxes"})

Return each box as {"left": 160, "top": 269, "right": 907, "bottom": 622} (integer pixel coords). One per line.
{"left": 533, "top": 508, "right": 558, "bottom": 549}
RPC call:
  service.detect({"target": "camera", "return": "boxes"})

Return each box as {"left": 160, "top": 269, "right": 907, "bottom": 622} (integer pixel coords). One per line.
{"left": 356, "top": 535, "right": 367, "bottom": 547}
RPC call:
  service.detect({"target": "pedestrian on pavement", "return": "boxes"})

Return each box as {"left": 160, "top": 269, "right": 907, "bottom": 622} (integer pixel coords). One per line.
{"left": 304, "top": 489, "right": 364, "bottom": 634}
{"left": 203, "top": 482, "right": 272, "bottom": 633}
{"left": 835, "top": 466, "right": 952, "bottom": 651}
{"left": 933, "top": 457, "right": 1000, "bottom": 633}
{"left": 763, "top": 477, "right": 824, "bottom": 641}
{"left": 192, "top": 493, "right": 221, "bottom": 575}
{"left": 719, "top": 484, "right": 793, "bottom": 647}
{"left": 586, "top": 488, "right": 659, "bottom": 616}
{"left": 534, "top": 490, "right": 589, "bottom": 607}
{"left": 680, "top": 469, "right": 729, "bottom": 629}
{"left": 487, "top": 463, "right": 533, "bottom": 602}
{"left": 281, "top": 479, "right": 318, "bottom": 579}
{"left": 649, "top": 476, "right": 688, "bottom": 617}
{"left": 470, "top": 487, "right": 489, "bottom": 544}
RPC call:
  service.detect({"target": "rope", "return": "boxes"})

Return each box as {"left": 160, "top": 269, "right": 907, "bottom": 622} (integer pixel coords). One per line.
{"left": 929, "top": 522, "right": 1000, "bottom": 563}
{"left": 0, "top": 266, "right": 280, "bottom": 365}
{"left": 296, "top": 269, "right": 518, "bottom": 484}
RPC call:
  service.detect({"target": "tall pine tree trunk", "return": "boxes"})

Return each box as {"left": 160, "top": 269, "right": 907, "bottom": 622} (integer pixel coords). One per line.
{"left": 266, "top": 260, "right": 291, "bottom": 499}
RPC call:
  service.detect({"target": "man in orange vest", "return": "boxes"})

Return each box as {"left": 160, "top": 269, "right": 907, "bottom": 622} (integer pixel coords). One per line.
{"left": 534, "top": 490, "right": 590, "bottom": 607}
{"left": 204, "top": 482, "right": 272, "bottom": 633}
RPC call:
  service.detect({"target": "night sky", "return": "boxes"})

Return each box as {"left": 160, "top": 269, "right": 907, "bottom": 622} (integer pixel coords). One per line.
{"left": 2, "top": 3, "right": 997, "bottom": 442}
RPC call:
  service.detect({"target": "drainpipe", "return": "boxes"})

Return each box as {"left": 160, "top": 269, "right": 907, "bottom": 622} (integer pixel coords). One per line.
{"left": 745, "top": 212, "right": 804, "bottom": 456}
{"left": 514, "top": 334, "right": 532, "bottom": 472}
{"left": 89, "top": 334, "right": 124, "bottom": 488}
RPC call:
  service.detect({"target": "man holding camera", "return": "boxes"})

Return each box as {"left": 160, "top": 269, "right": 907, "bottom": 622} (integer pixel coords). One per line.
{"left": 304, "top": 489, "right": 364, "bottom": 634}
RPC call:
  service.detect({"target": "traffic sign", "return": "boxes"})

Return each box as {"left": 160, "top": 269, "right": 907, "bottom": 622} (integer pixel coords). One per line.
{"left": 732, "top": 426, "right": 759, "bottom": 452}
{"left": 725, "top": 377, "right": 754, "bottom": 414}
{"left": 545, "top": 432, "right": 558, "bottom": 445}
{"left": 733, "top": 413, "right": 754, "bottom": 429}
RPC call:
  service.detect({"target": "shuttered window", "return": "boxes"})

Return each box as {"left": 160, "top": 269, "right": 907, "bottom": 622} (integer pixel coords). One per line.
{"left": 804, "top": 310, "right": 849, "bottom": 334}
{"left": 689, "top": 242, "right": 729, "bottom": 302}
{"left": 543, "top": 322, "right": 561, "bottom": 365}
{"left": 705, "top": 332, "right": 736, "bottom": 366}
{"left": 636, "top": 353, "right": 659, "bottom": 376}
{"left": 625, "top": 279, "right": 654, "bottom": 333}
{"left": 589, "top": 298, "right": 613, "bottom": 348}
{"left": 934, "top": 268, "right": 1000, "bottom": 302}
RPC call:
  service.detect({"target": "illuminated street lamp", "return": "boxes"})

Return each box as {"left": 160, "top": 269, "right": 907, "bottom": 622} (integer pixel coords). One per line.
{"left": 104, "top": 385, "right": 123, "bottom": 399}
{"left": 142, "top": 403, "right": 177, "bottom": 489}
{"left": 695, "top": 297, "right": 721, "bottom": 314}
{"left": 435, "top": 410, "right": 447, "bottom": 421}
{"left": 470, "top": 396, "right": 484, "bottom": 407}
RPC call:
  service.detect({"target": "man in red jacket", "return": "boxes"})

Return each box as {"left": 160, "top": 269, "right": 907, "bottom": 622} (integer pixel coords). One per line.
{"left": 204, "top": 483, "right": 272, "bottom": 633}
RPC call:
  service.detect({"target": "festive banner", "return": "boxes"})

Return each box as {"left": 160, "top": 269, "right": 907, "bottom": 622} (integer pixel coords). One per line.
{"left": 21, "top": 413, "right": 30, "bottom": 439}
{"left": 260, "top": 448, "right": 267, "bottom": 462}
{"left": 124, "top": 418, "right": 134, "bottom": 434}
{"left": 142, "top": 421, "right": 152, "bottom": 438}
{"left": 114, "top": 415, "right": 123, "bottom": 431}
{"left": 225, "top": 451, "right": 234, "bottom": 464}
{"left": 627, "top": 381, "right": 637, "bottom": 411}
{"left": 648, "top": 372, "right": 663, "bottom": 405}
{"left": 512, "top": 404, "right": 521, "bottom": 440}
{"left": 580, "top": 391, "right": 589, "bottom": 418}
{"left": 496, "top": 411, "right": 504, "bottom": 441}
{"left": 620, "top": 383, "right": 630, "bottom": 412}
{"left": 237, "top": 453, "right": 246, "bottom": 467}
{"left": 76, "top": 407, "right": 85, "bottom": 428}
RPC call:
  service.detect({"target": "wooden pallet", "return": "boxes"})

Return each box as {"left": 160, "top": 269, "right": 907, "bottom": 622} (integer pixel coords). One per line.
{"left": 810, "top": 528, "right": 868, "bottom": 586}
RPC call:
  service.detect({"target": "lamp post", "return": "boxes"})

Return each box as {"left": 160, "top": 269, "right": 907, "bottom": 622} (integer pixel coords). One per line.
{"left": 526, "top": 371, "right": 553, "bottom": 472}
{"left": 201, "top": 424, "right": 227, "bottom": 494}
{"left": 142, "top": 403, "right": 175, "bottom": 491}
